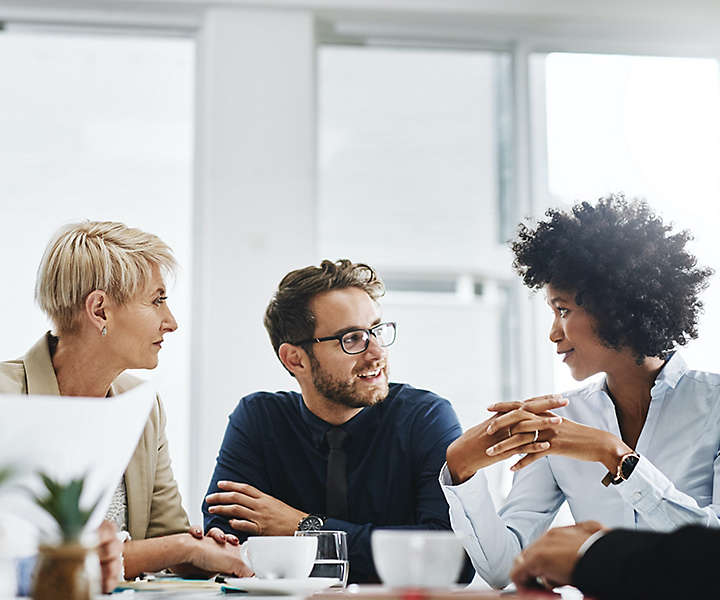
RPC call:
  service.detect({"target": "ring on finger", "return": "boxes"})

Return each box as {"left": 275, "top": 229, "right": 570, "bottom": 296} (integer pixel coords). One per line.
{"left": 533, "top": 430, "right": 539, "bottom": 443}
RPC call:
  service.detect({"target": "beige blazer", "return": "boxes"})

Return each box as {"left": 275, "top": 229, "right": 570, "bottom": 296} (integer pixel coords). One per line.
{"left": 0, "top": 333, "right": 190, "bottom": 540}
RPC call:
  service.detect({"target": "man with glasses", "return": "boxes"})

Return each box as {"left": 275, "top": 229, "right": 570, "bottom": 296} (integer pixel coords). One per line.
{"left": 202, "top": 260, "right": 468, "bottom": 583}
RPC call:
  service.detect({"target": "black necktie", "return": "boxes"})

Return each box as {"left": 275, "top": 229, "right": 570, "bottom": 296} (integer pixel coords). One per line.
{"left": 325, "top": 427, "right": 349, "bottom": 520}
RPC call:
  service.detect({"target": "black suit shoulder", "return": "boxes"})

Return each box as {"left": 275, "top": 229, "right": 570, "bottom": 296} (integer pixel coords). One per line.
{"left": 573, "top": 526, "right": 720, "bottom": 600}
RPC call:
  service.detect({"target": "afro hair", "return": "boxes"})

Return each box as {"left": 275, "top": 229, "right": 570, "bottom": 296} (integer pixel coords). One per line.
{"left": 511, "top": 195, "right": 713, "bottom": 360}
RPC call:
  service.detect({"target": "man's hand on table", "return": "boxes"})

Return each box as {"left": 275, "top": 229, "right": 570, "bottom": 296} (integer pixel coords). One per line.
{"left": 510, "top": 521, "right": 606, "bottom": 591}
{"left": 205, "top": 481, "right": 308, "bottom": 536}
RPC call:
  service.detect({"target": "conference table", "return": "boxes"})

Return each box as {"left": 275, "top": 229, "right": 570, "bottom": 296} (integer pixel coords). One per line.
{"left": 9, "top": 583, "right": 587, "bottom": 600}
{"left": 9, "top": 583, "right": 588, "bottom": 600}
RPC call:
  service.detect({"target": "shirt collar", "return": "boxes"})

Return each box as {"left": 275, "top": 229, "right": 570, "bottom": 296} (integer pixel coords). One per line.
{"left": 592, "top": 351, "right": 687, "bottom": 399}
{"left": 579, "top": 375, "right": 606, "bottom": 399}
{"left": 297, "top": 394, "right": 381, "bottom": 448}
{"left": 297, "top": 396, "right": 332, "bottom": 447}
{"left": 651, "top": 351, "right": 686, "bottom": 392}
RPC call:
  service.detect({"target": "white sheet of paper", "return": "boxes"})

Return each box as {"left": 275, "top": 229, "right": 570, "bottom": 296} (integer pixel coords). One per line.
{"left": 0, "top": 381, "right": 155, "bottom": 551}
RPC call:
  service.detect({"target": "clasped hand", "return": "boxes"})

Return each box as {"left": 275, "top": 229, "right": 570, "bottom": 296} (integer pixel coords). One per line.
{"left": 447, "top": 394, "right": 626, "bottom": 484}
{"left": 486, "top": 396, "right": 629, "bottom": 472}
{"left": 446, "top": 395, "right": 566, "bottom": 484}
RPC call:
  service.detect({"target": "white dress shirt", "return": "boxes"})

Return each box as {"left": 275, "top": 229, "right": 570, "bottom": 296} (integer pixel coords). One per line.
{"left": 440, "top": 353, "right": 720, "bottom": 588}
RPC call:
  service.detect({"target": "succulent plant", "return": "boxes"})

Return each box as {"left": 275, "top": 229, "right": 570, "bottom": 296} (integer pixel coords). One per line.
{"left": 32, "top": 473, "right": 100, "bottom": 543}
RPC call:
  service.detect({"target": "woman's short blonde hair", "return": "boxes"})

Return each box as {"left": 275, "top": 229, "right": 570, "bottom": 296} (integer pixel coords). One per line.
{"left": 36, "top": 221, "right": 177, "bottom": 334}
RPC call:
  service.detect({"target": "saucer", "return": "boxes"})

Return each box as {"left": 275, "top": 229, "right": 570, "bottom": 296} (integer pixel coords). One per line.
{"left": 222, "top": 576, "right": 341, "bottom": 595}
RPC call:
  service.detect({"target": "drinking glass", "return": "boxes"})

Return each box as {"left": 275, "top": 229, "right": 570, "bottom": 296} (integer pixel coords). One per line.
{"left": 294, "top": 530, "right": 349, "bottom": 587}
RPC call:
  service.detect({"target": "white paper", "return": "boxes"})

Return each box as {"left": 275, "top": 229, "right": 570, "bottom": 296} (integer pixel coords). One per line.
{"left": 0, "top": 381, "right": 155, "bottom": 552}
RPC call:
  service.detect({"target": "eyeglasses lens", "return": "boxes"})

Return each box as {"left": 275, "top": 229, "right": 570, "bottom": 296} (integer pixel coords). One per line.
{"left": 341, "top": 330, "right": 370, "bottom": 354}
{"left": 374, "top": 323, "right": 396, "bottom": 347}
{"left": 340, "top": 323, "right": 396, "bottom": 354}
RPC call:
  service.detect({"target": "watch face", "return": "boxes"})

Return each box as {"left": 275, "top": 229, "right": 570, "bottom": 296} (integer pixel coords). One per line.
{"left": 621, "top": 454, "right": 640, "bottom": 479}
{"left": 299, "top": 515, "right": 324, "bottom": 530}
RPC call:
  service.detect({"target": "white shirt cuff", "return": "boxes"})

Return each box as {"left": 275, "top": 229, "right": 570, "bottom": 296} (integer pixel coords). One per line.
{"left": 439, "top": 461, "right": 486, "bottom": 492}
{"left": 576, "top": 529, "right": 606, "bottom": 559}
{"left": 614, "top": 456, "right": 671, "bottom": 515}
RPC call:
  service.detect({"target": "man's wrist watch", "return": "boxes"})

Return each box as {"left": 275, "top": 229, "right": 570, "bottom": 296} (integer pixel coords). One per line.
{"left": 297, "top": 515, "right": 326, "bottom": 531}
{"left": 601, "top": 451, "right": 640, "bottom": 486}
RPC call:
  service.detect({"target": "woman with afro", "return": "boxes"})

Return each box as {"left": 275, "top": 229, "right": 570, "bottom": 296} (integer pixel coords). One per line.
{"left": 441, "top": 195, "right": 719, "bottom": 588}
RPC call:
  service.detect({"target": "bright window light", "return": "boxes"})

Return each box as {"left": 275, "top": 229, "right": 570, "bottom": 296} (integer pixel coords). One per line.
{"left": 0, "top": 30, "right": 194, "bottom": 501}
{"left": 538, "top": 53, "right": 720, "bottom": 390}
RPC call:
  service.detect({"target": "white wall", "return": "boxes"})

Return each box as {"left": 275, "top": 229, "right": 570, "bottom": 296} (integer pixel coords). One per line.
{"left": 190, "top": 8, "right": 317, "bottom": 523}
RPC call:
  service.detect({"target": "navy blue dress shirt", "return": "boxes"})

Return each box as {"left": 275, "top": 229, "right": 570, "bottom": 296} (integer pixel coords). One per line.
{"left": 203, "top": 382, "right": 464, "bottom": 583}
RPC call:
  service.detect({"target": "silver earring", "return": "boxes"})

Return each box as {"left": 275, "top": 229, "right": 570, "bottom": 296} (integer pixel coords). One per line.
{"left": 101, "top": 326, "right": 107, "bottom": 337}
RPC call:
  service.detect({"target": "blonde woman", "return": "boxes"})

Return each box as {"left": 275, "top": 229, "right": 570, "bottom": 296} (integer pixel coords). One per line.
{"left": 0, "top": 221, "right": 251, "bottom": 580}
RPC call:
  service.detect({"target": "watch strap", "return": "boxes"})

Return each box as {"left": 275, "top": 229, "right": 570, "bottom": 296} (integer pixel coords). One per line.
{"left": 600, "top": 470, "right": 616, "bottom": 487}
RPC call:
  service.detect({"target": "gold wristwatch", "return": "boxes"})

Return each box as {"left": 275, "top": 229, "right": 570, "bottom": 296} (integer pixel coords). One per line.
{"left": 601, "top": 451, "right": 640, "bottom": 487}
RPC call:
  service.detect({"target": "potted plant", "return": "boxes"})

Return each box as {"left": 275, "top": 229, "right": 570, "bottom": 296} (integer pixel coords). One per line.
{"left": 30, "top": 473, "right": 101, "bottom": 600}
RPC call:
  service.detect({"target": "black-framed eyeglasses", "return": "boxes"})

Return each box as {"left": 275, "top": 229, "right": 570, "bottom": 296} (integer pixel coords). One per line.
{"left": 294, "top": 321, "right": 397, "bottom": 355}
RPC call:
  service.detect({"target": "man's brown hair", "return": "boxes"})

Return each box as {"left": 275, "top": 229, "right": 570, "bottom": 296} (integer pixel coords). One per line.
{"left": 264, "top": 259, "right": 385, "bottom": 369}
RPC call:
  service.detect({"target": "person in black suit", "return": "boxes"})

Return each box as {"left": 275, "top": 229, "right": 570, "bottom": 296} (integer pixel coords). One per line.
{"left": 510, "top": 520, "right": 720, "bottom": 599}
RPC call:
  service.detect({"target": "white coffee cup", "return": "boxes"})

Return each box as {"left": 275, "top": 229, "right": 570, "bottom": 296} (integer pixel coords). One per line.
{"left": 371, "top": 530, "right": 465, "bottom": 588}
{"left": 240, "top": 536, "right": 318, "bottom": 579}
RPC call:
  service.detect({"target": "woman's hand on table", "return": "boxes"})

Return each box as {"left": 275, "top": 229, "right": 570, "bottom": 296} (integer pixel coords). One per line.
{"left": 182, "top": 534, "right": 253, "bottom": 578}
{"left": 486, "top": 397, "right": 632, "bottom": 472}
{"left": 122, "top": 531, "right": 252, "bottom": 580}
{"left": 189, "top": 525, "right": 240, "bottom": 546}
{"left": 446, "top": 395, "right": 567, "bottom": 484}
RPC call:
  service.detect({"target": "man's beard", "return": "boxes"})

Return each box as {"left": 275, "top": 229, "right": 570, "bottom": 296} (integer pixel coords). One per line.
{"left": 309, "top": 353, "right": 389, "bottom": 409}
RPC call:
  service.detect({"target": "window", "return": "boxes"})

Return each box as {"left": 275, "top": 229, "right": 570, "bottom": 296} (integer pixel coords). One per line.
{"left": 532, "top": 52, "right": 720, "bottom": 390}
{"left": 318, "top": 45, "right": 515, "bottom": 429}
{"left": 0, "top": 30, "right": 194, "bottom": 500}
{"left": 318, "top": 44, "right": 518, "bottom": 502}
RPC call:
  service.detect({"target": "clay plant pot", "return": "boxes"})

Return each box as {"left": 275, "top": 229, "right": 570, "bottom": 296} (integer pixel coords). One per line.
{"left": 32, "top": 542, "right": 99, "bottom": 600}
